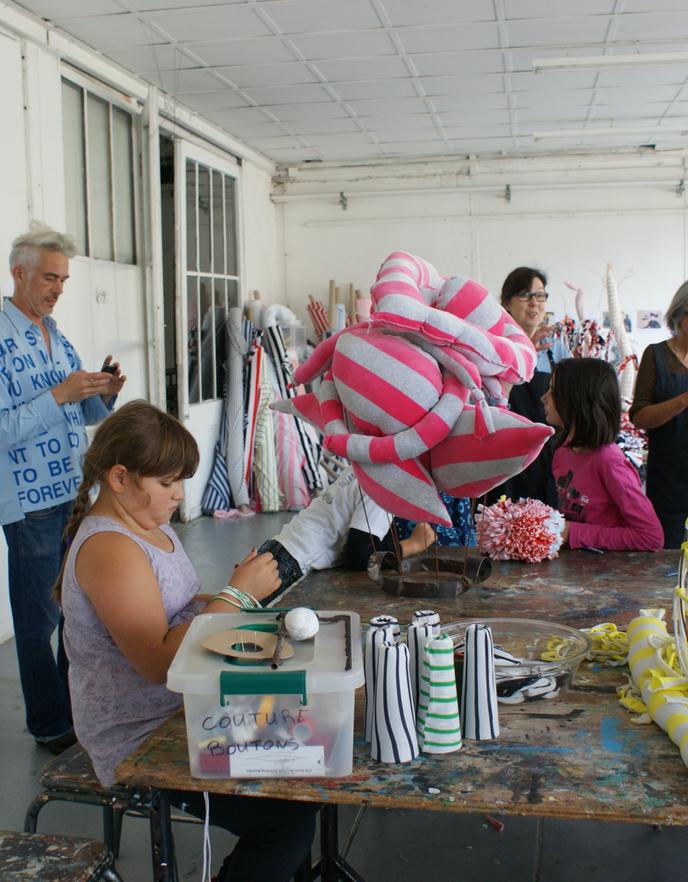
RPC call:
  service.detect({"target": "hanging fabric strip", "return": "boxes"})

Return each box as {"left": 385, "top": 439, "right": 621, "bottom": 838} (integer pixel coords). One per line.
{"left": 201, "top": 388, "right": 234, "bottom": 515}
{"left": 226, "top": 307, "right": 250, "bottom": 507}
{"left": 264, "top": 324, "right": 322, "bottom": 492}
{"left": 252, "top": 351, "right": 280, "bottom": 512}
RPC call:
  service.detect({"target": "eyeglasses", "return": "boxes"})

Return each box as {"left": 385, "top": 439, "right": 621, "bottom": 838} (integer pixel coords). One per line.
{"left": 514, "top": 291, "right": 549, "bottom": 303}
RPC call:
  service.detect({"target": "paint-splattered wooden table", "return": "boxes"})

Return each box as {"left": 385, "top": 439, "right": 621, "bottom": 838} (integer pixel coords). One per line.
{"left": 116, "top": 549, "right": 687, "bottom": 881}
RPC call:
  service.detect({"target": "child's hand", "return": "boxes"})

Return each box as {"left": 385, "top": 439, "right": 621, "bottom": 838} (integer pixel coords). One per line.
{"left": 231, "top": 549, "right": 281, "bottom": 600}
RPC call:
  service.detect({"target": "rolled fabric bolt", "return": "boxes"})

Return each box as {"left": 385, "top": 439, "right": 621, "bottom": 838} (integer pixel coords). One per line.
{"left": 460, "top": 623, "right": 500, "bottom": 740}
{"left": 364, "top": 616, "right": 400, "bottom": 742}
{"left": 416, "top": 633, "right": 462, "bottom": 754}
{"left": 371, "top": 642, "right": 419, "bottom": 763}
{"left": 407, "top": 610, "right": 441, "bottom": 711}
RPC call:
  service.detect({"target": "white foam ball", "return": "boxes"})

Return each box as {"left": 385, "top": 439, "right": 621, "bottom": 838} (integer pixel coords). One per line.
{"left": 284, "top": 607, "right": 319, "bottom": 641}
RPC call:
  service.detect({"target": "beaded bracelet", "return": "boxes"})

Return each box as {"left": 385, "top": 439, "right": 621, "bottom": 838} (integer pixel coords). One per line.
{"left": 210, "top": 584, "right": 261, "bottom": 610}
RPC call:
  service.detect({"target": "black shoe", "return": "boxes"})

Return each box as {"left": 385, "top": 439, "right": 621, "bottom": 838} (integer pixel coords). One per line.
{"left": 35, "top": 728, "right": 77, "bottom": 756}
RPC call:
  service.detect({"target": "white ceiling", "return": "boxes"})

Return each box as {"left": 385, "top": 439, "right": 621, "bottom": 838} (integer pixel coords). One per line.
{"left": 15, "top": 0, "right": 688, "bottom": 166}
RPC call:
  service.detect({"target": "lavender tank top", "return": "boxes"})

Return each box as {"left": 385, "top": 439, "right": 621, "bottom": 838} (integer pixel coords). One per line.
{"left": 62, "top": 515, "right": 204, "bottom": 784}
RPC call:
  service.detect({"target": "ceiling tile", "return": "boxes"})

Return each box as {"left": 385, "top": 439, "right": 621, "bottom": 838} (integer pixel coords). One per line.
{"left": 421, "top": 73, "right": 505, "bottom": 95}
{"left": 624, "top": 0, "right": 688, "bottom": 10}
{"left": 288, "top": 30, "right": 396, "bottom": 60}
{"left": 510, "top": 70, "right": 598, "bottom": 91}
{"left": 127, "top": 0, "right": 246, "bottom": 9}
{"left": 285, "top": 116, "right": 364, "bottom": 135}
{"left": 105, "top": 44, "right": 200, "bottom": 72}
{"left": 314, "top": 56, "right": 410, "bottom": 82}
{"left": 504, "top": 0, "right": 617, "bottom": 18}
{"left": 342, "top": 96, "right": 432, "bottom": 116}
{"left": 264, "top": 0, "right": 382, "bottom": 34}
{"left": 596, "top": 68, "right": 688, "bottom": 87}
{"left": 616, "top": 10, "right": 688, "bottom": 40}
{"left": 411, "top": 50, "right": 506, "bottom": 76}
{"left": 14, "top": 0, "right": 688, "bottom": 165}
{"left": 151, "top": 67, "right": 238, "bottom": 94}
{"left": 368, "top": 113, "right": 440, "bottom": 131}
{"left": 431, "top": 92, "right": 510, "bottom": 111}
{"left": 595, "top": 85, "right": 683, "bottom": 103}
{"left": 384, "top": 0, "right": 495, "bottom": 26}
{"left": 398, "top": 21, "right": 501, "bottom": 52}
{"left": 240, "top": 83, "right": 333, "bottom": 105}
{"left": 182, "top": 37, "right": 295, "bottom": 68}
{"left": 52, "top": 14, "right": 168, "bottom": 48}
{"left": 336, "top": 82, "right": 421, "bottom": 105}
{"left": 203, "top": 106, "right": 278, "bottom": 126}
{"left": 507, "top": 16, "right": 611, "bottom": 46}
{"left": 142, "top": 6, "right": 273, "bottom": 43}
{"left": 263, "top": 102, "right": 351, "bottom": 122}
{"left": 20, "top": 0, "right": 122, "bottom": 18}
{"left": 210, "top": 62, "right": 318, "bottom": 88}
{"left": 516, "top": 106, "right": 591, "bottom": 123}
{"left": 178, "top": 91, "right": 258, "bottom": 114}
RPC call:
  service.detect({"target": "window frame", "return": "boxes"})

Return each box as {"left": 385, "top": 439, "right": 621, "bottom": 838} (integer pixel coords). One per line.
{"left": 60, "top": 68, "right": 141, "bottom": 265}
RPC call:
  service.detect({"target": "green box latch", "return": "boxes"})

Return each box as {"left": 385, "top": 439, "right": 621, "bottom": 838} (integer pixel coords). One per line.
{"left": 219, "top": 670, "right": 307, "bottom": 706}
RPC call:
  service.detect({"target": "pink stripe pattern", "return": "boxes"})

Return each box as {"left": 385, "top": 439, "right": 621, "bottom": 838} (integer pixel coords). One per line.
{"left": 270, "top": 251, "right": 551, "bottom": 525}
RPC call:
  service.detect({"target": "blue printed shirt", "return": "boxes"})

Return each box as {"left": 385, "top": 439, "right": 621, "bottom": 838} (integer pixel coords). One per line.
{"left": 0, "top": 301, "right": 111, "bottom": 525}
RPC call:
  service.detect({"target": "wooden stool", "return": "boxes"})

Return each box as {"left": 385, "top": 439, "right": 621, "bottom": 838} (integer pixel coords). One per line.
{"left": 0, "top": 830, "right": 123, "bottom": 881}
{"left": 23, "top": 742, "right": 152, "bottom": 858}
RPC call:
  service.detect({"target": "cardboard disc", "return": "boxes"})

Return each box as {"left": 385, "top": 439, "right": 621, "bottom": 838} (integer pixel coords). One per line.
{"left": 202, "top": 628, "right": 294, "bottom": 662}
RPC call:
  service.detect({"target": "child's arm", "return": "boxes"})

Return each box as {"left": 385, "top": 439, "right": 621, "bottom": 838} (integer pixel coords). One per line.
{"left": 400, "top": 522, "right": 436, "bottom": 556}
{"left": 75, "top": 533, "right": 280, "bottom": 683}
{"left": 343, "top": 522, "right": 436, "bottom": 570}
{"left": 566, "top": 451, "right": 664, "bottom": 552}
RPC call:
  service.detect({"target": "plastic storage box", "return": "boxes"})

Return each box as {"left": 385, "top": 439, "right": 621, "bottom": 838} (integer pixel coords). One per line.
{"left": 167, "top": 610, "right": 363, "bottom": 779}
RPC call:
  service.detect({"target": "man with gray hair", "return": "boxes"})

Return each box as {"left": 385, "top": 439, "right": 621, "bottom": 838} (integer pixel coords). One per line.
{"left": 1, "top": 223, "right": 126, "bottom": 753}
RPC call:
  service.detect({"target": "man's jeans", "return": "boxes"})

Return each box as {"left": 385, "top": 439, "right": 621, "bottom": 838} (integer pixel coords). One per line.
{"left": 3, "top": 502, "right": 73, "bottom": 739}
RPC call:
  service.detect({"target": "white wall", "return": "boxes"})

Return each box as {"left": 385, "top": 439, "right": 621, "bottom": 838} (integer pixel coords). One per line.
{"left": 278, "top": 154, "right": 687, "bottom": 356}
{"left": 0, "top": 27, "right": 29, "bottom": 641}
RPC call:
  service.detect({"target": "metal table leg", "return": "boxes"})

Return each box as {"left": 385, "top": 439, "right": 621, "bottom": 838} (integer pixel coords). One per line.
{"left": 148, "top": 789, "right": 178, "bottom": 882}
{"left": 311, "top": 804, "right": 366, "bottom": 882}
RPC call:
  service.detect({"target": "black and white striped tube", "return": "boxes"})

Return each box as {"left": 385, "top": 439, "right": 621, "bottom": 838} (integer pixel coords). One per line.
{"left": 371, "top": 642, "right": 419, "bottom": 764}
{"left": 460, "top": 623, "right": 500, "bottom": 740}
{"left": 407, "top": 610, "right": 441, "bottom": 711}
{"left": 364, "top": 616, "right": 400, "bottom": 742}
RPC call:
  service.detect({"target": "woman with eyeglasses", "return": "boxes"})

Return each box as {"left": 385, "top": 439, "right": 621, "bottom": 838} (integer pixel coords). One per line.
{"left": 630, "top": 281, "right": 688, "bottom": 547}
{"left": 487, "top": 266, "right": 568, "bottom": 506}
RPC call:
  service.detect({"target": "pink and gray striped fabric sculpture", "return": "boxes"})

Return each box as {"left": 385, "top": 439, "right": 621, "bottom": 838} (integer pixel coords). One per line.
{"left": 273, "top": 251, "right": 553, "bottom": 525}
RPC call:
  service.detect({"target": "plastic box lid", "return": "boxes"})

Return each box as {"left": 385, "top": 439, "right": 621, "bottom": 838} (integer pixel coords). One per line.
{"left": 168, "top": 610, "right": 364, "bottom": 696}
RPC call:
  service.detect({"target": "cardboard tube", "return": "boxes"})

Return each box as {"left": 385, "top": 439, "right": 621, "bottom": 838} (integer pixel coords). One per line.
{"left": 328, "top": 279, "right": 336, "bottom": 330}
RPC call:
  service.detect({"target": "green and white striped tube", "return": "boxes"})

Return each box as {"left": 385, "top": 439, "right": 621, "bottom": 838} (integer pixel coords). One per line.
{"left": 416, "top": 633, "right": 462, "bottom": 754}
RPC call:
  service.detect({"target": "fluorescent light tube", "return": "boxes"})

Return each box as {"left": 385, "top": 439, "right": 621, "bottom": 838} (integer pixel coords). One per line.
{"left": 533, "top": 125, "right": 688, "bottom": 140}
{"left": 533, "top": 52, "right": 688, "bottom": 73}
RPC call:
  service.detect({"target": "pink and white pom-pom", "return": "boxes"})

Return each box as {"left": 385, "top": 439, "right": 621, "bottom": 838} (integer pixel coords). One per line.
{"left": 477, "top": 497, "right": 565, "bottom": 563}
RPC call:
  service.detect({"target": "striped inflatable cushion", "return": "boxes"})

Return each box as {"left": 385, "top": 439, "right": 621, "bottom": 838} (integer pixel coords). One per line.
{"left": 370, "top": 251, "right": 537, "bottom": 385}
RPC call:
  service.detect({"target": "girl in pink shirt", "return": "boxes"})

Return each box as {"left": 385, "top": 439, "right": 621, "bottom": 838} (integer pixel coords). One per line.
{"left": 541, "top": 358, "right": 663, "bottom": 552}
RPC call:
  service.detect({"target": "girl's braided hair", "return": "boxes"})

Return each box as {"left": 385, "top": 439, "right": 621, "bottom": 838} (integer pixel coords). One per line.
{"left": 54, "top": 400, "right": 199, "bottom": 601}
